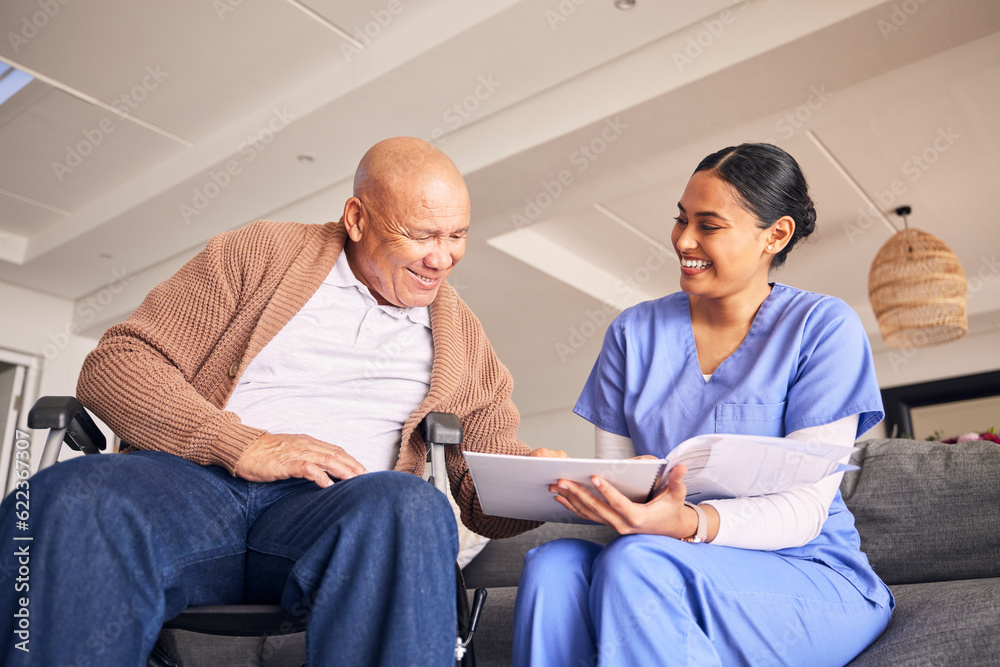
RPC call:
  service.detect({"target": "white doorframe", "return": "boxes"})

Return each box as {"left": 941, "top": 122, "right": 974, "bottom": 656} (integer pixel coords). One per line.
{"left": 0, "top": 348, "right": 41, "bottom": 498}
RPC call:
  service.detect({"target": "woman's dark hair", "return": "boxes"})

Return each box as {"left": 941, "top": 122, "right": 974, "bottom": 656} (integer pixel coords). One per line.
{"left": 694, "top": 143, "right": 816, "bottom": 269}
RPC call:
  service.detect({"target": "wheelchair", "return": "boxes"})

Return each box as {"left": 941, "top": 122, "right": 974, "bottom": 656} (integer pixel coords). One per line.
{"left": 27, "top": 396, "right": 487, "bottom": 667}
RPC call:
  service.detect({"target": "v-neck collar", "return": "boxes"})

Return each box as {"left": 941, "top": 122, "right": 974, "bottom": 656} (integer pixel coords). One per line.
{"left": 683, "top": 283, "right": 779, "bottom": 384}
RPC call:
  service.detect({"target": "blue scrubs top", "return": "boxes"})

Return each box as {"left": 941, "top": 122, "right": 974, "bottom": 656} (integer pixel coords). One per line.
{"left": 574, "top": 283, "right": 892, "bottom": 606}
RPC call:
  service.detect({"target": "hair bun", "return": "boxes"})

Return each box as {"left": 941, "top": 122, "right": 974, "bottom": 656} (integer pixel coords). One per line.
{"left": 799, "top": 202, "right": 817, "bottom": 235}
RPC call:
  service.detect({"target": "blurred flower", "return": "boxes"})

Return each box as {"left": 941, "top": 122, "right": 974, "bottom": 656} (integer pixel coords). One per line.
{"left": 940, "top": 427, "right": 999, "bottom": 444}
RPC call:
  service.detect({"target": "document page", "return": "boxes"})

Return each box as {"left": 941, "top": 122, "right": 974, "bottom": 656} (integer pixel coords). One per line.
{"left": 661, "top": 434, "right": 856, "bottom": 502}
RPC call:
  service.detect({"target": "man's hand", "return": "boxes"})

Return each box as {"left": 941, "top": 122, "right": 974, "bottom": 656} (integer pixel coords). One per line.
{"left": 527, "top": 448, "right": 570, "bottom": 458}
{"left": 234, "top": 432, "right": 367, "bottom": 488}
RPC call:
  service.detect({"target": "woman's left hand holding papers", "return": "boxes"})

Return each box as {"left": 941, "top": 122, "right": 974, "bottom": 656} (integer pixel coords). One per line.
{"left": 550, "top": 464, "right": 702, "bottom": 539}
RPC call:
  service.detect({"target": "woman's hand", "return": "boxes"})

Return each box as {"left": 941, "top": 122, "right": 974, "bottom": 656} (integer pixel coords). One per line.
{"left": 550, "top": 464, "right": 704, "bottom": 539}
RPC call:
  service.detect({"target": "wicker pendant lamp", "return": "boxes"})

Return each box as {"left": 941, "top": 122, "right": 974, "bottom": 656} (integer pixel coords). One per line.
{"left": 868, "top": 206, "right": 967, "bottom": 349}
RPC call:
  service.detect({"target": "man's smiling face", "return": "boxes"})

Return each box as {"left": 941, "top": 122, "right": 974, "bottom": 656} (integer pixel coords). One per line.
{"left": 345, "top": 185, "right": 469, "bottom": 308}
{"left": 343, "top": 137, "right": 472, "bottom": 309}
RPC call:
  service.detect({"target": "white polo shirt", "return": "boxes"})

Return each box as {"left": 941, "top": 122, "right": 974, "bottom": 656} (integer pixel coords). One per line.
{"left": 224, "top": 250, "right": 434, "bottom": 472}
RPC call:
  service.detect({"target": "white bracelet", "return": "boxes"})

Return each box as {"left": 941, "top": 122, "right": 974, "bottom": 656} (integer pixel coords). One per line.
{"left": 681, "top": 501, "right": 707, "bottom": 543}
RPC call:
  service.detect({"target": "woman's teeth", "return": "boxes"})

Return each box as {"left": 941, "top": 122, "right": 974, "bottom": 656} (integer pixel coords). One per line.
{"left": 682, "top": 258, "right": 713, "bottom": 269}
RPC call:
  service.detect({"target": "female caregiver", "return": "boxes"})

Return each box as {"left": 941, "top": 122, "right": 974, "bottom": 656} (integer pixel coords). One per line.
{"left": 512, "top": 143, "right": 893, "bottom": 667}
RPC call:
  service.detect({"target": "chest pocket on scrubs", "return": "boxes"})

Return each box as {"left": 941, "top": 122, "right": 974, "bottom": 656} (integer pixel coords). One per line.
{"left": 715, "top": 402, "right": 786, "bottom": 437}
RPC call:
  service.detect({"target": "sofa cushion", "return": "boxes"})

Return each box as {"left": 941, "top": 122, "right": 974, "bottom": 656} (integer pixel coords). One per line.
{"left": 841, "top": 438, "right": 1000, "bottom": 585}
{"left": 847, "top": 578, "right": 1000, "bottom": 666}
{"left": 462, "top": 522, "right": 617, "bottom": 589}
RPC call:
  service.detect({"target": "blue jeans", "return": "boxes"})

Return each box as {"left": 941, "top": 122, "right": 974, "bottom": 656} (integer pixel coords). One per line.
{"left": 0, "top": 451, "right": 458, "bottom": 666}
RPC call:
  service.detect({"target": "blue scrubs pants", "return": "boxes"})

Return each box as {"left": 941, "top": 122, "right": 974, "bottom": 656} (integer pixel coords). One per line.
{"left": 0, "top": 450, "right": 458, "bottom": 666}
{"left": 513, "top": 535, "right": 891, "bottom": 666}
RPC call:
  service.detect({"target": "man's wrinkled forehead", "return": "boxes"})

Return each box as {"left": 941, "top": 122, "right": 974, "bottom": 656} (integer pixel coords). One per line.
{"left": 362, "top": 185, "right": 469, "bottom": 222}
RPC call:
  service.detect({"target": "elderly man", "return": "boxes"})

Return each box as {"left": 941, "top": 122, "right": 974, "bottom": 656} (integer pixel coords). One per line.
{"left": 0, "top": 138, "right": 555, "bottom": 666}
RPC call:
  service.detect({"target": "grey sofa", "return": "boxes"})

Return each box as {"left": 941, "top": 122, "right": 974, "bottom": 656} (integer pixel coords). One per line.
{"left": 461, "top": 438, "right": 1000, "bottom": 666}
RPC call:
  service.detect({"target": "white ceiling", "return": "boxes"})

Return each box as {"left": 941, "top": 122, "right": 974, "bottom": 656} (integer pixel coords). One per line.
{"left": 2, "top": 0, "right": 999, "bottom": 419}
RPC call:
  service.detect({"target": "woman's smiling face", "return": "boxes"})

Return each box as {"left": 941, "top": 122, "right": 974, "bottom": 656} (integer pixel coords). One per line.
{"left": 671, "top": 170, "right": 776, "bottom": 301}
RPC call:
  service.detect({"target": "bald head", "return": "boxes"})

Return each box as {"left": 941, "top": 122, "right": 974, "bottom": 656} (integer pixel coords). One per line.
{"left": 342, "top": 137, "right": 471, "bottom": 308}
{"left": 353, "top": 137, "right": 469, "bottom": 215}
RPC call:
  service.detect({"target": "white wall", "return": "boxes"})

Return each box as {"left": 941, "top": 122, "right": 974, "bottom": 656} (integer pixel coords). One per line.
{"left": 0, "top": 281, "right": 104, "bottom": 469}
{"left": 911, "top": 395, "right": 1000, "bottom": 441}
{"left": 872, "top": 326, "right": 1000, "bottom": 389}
{"left": 517, "top": 407, "right": 595, "bottom": 459}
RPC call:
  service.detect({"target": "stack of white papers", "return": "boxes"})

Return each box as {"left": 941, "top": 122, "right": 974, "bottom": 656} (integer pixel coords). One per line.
{"left": 463, "top": 434, "right": 856, "bottom": 524}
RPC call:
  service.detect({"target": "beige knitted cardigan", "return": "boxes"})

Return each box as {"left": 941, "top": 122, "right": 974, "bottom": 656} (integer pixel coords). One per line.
{"left": 77, "top": 219, "right": 539, "bottom": 539}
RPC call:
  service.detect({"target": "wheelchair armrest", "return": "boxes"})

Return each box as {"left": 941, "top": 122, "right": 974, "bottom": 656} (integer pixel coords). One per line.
{"left": 420, "top": 412, "right": 463, "bottom": 494}
{"left": 27, "top": 396, "right": 106, "bottom": 455}
{"left": 419, "top": 412, "right": 463, "bottom": 446}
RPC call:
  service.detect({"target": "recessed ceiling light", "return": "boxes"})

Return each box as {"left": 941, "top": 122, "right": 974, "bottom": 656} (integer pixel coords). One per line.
{"left": 0, "top": 64, "right": 34, "bottom": 106}
{"left": 614, "top": 0, "right": 637, "bottom": 9}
